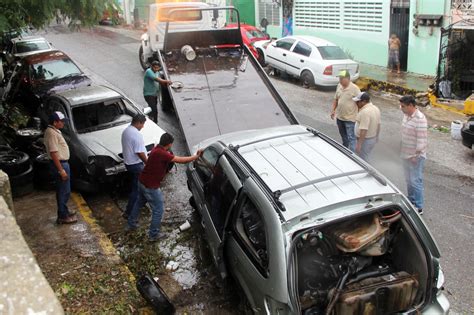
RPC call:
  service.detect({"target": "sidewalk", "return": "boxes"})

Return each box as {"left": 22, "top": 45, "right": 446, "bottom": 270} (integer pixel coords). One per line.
{"left": 13, "top": 190, "right": 142, "bottom": 313}
{"left": 358, "top": 63, "right": 434, "bottom": 95}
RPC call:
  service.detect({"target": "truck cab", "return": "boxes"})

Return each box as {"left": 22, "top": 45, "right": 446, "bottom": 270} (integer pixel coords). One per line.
{"left": 139, "top": 2, "right": 211, "bottom": 70}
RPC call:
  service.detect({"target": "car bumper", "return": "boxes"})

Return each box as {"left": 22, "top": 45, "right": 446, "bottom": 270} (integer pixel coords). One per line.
{"left": 315, "top": 73, "right": 360, "bottom": 86}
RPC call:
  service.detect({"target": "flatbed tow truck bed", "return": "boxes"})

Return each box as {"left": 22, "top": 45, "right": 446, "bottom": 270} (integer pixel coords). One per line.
{"left": 158, "top": 9, "right": 297, "bottom": 152}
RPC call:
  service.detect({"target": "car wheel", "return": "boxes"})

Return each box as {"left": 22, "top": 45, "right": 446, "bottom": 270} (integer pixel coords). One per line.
{"left": 301, "top": 70, "right": 315, "bottom": 88}
{"left": 257, "top": 49, "right": 265, "bottom": 66}
{"left": 0, "top": 151, "right": 31, "bottom": 177}
{"left": 15, "top": 128, "right": 43, "bottom": 152}
{"left": 10, "top": 164, "right": 34, "bottom": 198}
{"left": 139, "top": 46, "right": 150, "bottom": 71}
{"left": 160, "top": 87, "right": 173, "bottom": 113}
{"left": 33, "top": 153, "right": 55, "bottom": 190}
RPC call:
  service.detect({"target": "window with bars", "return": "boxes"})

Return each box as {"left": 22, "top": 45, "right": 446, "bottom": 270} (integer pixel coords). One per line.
{"left": 258, "top": 1, "right": 281, "bottom": 26}
{"left": 294, "top": 0, "right": 383, "bottom": 32}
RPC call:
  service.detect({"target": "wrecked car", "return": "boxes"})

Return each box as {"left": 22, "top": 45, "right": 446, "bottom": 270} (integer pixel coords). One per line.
{"left": 187, "top": 125, "right": 449, "bottom": 314}
{"left": 36, "top": 85, "right": 165, "bottom": 192}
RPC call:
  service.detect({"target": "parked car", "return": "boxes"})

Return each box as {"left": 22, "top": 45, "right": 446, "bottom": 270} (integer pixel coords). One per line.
{"left": 2, "top": 36, "right": 53, "bottom": 66}
{"left": 186, "top": 125, "right": 449, "bottom": 314}
{"left": 224, "top": 23, "right": 269, "bottom": 63}
{"left": 254, "top": 35, "right": 360, "bottom": 87}
{"left": 461, "top": 117, "right": 474, "bottom": 149}
{"left": 35, "top": 85, "right": 165, "bottom": 192}
{"left": 1, "top": 50, "right": 92, "bottom": 114}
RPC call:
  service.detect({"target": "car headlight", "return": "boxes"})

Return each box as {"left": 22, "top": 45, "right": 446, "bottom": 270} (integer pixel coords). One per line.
{"left": 87, "top": 156, "right": 121, "bottom": 176}
{"left": 436, "top": 265, "right": 445, "bottom": 291}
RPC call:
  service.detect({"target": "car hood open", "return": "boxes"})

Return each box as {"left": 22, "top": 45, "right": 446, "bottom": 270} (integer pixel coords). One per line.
{"left": 77, "top": 118, "right": 166, "bottom": 162}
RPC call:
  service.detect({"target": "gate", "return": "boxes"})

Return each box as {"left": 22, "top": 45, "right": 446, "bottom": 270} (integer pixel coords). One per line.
{"left": 390, "top": 0, "right": 410, "bottom": 71}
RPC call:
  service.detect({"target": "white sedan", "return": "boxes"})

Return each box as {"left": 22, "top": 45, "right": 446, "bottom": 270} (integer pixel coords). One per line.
{"left": 254, "top": 35, "right": 359, "bottom": 87}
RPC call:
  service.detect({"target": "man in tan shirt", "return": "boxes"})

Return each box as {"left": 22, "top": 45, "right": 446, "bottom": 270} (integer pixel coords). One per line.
{"left": 44, "top": 111, "right": 77, "bottom": 224}
{"left": 354, "top": 92, "right": 381, "bottom": 162}
{"left": 331, "top": 70, "right": 361, "bottom": 152}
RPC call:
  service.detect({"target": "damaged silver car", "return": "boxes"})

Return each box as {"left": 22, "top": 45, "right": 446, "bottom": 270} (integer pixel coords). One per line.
{"left": 187, "top": 125, "right": 449, "bottom": 314}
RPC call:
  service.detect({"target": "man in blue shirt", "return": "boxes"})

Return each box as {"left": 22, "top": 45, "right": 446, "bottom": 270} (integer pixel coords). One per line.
{"left": 121, "top": 114, "right": 148, "bottom": 219}
{"left": 143, "top": 61, "right": 171, "bottom": 123}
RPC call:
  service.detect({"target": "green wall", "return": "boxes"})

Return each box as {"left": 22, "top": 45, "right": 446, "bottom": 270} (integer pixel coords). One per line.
{"left": 229, "top": 0, "right": 256, "bottom": 25}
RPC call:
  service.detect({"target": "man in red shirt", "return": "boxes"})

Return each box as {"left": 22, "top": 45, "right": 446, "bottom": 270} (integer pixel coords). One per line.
{"left": 127, "top": 133, "right": 202, "bottom": 241}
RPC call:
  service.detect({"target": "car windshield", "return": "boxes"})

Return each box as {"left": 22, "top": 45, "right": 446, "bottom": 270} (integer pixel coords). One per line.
{"left": 29, "top": 58, "right": 81, "bottom": 81}
{"left": 317, "top": 46, "right": 349, "bottom": 60}
{"left": 72, "top": 98, "right": 138, "bottom": 133}
{"left": 15, "top": 41, "right": 49, "bottom": 53}
{"left": 245, "top": 29, "right": 267, "bottom": 41}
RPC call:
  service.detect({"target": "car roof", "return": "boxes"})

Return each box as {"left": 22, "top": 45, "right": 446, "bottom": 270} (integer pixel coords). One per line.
{"left": 20, "top": 50, "right": 68, "bottom": 64}
{"left": 215, "top": 125, "right": 396, "bottom": 222}
{"left": 282, "top": 35, "right": 337, "bottom": 47}
{"left": 53, "top": 85, "right": 122, "bottom": 107}
{"left": 12, "top": 36, "right": 48, "bottom": 43}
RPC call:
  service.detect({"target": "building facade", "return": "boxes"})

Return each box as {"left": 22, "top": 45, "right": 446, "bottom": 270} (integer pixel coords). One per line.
{"left": 255, "top": 0, "right": 453, "bottom": 76}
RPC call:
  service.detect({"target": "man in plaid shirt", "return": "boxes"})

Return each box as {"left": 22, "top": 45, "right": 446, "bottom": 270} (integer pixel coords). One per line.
{"left": 399, "top": 95, "right": 427, "bottom": 214}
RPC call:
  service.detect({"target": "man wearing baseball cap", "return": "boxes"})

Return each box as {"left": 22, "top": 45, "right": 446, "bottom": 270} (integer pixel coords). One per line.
{"left": 331, "top": 70, "right": 361, "bottom": 152}
{"left": 353, "top": 92, "right": 381, "bottom": 162}
{"left": 44, "top": 111, "right": 77, "bottom": 224}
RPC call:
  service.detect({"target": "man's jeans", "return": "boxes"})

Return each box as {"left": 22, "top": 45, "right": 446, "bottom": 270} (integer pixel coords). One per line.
{"left": 358, "top": 137, "right": 377, "bottom": 162}
{"left": 144, "top": 95, "right": 158, "bottom": 123}
{"left": 125, "top": 162, "right": 144, "bottom": 217}
{"left": 50, "top": 161, "right": 72, "bottom": 219}
{"left": 403, "top": 157, "right": 426, "bottom": 210}
{"left": 128, "top": 182, "right": 164, "bottom": 239}
{"left": 337, "top": 119, "right": 356, "bottom": 152}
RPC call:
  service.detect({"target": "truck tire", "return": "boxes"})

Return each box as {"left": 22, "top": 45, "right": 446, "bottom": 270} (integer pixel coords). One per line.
{"left": 10, "top": 164, "right": 34, "bottom": 198}
{"left": 33, "top": 153, "right": 55, "bottom": 190}
{"left": 139, "top": 46, "right": 150, "bottom": 71}
{"left": 0, "top": 151, "right": 31, "bottom": 177}
{"left": 301, "top": 70, "right": 315, "bottom": 88}
{"left": 160, "top": 87, "right": 173, "bottom": 113}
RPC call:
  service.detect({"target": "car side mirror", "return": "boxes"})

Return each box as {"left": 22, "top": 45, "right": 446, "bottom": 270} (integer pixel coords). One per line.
{"left": 143, "top": 106, "right": 152, "bottom": 115}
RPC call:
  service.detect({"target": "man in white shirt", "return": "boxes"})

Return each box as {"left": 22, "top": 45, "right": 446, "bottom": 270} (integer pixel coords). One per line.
{"left": 121, "top": 114, "right": 148, "bottom": 219}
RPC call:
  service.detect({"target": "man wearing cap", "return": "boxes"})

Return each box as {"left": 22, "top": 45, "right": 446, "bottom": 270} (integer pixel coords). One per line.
{"left": 143, "top": 61, "right": 172, "bottom": 123}
{"left": 399, "top": 95, "right": 427, "bottom": 214}
{"left": 354, "top": 92, "right": 381, "bottom": 162}
{"left": 121, "top": 114, "right": 148, "bottom": 219}
{"left": 44, "top": 111, "right": 77, "bottom": 224}
{"left": 331, "top": 70, "right": 361, "bottom": 152}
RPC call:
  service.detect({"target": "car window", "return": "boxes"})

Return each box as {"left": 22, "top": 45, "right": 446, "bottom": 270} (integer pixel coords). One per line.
{"left": 14, "top": 41, "right": 49, "bottom": 54}
{"left": 244, "top": 29, "right": 267, "bottom": 41}
{"left": 293, "top": 41, "right": 312, "bottom": 57}
{"left": 29, "top": 58, "right": 81, "bottom": 82}
{"left": 275, "top": 38, "right": 295, "bottom": 51}
{"left": 317, "top": 46, "right": 349, "bottom": 60}
{"left": 207, "top": 159, "right": 238, "bottom": 238}
{"left": 71, "top": 99, "right": 133, "bottom": 133}
{"left": 234, "top": 196, "right": 269, "bottom": 273}
{"left": 195, "top": 147, "right": 220, "bottom": 183}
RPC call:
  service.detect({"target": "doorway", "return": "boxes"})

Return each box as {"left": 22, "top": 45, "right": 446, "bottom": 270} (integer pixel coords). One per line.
{"left": 389, "top": 1, "right": 410, "bottom": 71}
{"left": 282, "top": 0, "right": 293, "bottom": 36}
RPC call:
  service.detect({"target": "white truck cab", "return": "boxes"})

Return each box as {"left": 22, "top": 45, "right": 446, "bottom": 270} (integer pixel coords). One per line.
{"left": 139, "top": 2, "right": 211, "bottom": 70}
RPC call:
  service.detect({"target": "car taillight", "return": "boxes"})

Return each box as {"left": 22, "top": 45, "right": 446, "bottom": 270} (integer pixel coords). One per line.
{"left": 323, "top": 65, "right": 333, "bottom": 75}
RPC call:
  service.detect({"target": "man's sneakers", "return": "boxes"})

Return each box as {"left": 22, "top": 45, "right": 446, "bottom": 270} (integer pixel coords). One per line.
{"left": 56, "top": 214, "right": 78, "bottom": 224}
{"left": 149, "top": 232, "right": 168, "bottom": 243}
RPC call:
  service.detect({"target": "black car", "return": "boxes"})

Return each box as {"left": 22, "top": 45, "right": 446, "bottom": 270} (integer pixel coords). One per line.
{"left": 461, "top": 117, "right": 474, "bottom": 149}
{"left": 1, "top": 50, "right": 91, "bottom": 114}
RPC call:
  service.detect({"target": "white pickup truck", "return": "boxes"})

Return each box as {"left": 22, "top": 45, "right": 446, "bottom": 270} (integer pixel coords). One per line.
{"left": 138, "top": 2, "right": 212, "bottom": 70}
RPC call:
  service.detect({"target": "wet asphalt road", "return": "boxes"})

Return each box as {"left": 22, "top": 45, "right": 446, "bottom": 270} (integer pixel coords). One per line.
{"left": 42, "top": 25, "right": 473, "bottom": 312}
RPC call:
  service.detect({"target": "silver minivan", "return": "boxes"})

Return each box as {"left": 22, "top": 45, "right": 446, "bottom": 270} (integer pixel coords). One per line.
{"left": 186, "top": 125, "right": 449, "bottom": 314}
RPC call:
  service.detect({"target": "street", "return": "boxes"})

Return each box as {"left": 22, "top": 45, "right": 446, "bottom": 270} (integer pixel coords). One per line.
{"left": 43, "top": 25, "right": 473, "bottom": 313}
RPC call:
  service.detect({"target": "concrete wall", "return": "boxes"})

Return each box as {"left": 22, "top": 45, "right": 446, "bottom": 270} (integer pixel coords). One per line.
{"left": 0, "top": 172, "right": 64, "bottom": 314}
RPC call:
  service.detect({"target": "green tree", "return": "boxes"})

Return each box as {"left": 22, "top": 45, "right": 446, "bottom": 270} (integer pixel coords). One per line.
{"left": 0, "top": 0, "right": 116, "bottom": 31}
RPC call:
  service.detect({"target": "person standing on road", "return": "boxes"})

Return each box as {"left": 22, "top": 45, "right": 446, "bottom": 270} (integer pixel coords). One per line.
{"left": 127, "top": 133, "right": 202, "bottom": 242}
{"left": 399, "top": 95, "right": 427, "bottom": 214}
{"left": 44, "top": 111, "right": 77, "bottom": 224}
{"left": 121, "top": 114, "right": 148, "bottom": 219}
{"left": 354, "top": 92, "right": 381, "bottom": 162}
{"left": 331, "top": 70, "right": 361, "bottom": 152}
{"left": 388, "top": 34, "right": 401, "bottom": 74}
{"left": 143, "top": 61, "right": 171, "bottom": 123}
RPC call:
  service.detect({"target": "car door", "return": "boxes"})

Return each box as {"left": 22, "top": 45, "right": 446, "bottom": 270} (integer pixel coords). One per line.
{"left": 226, "top": 178, "right": 288, "bottom": 313}
{"left": 266, "top": 38, "right": 296, "bottom": 72}
{"left": 286, "top": 40, "right": 313, "bottom": 77}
